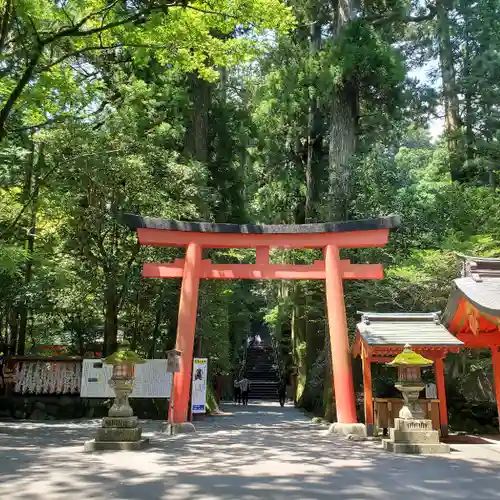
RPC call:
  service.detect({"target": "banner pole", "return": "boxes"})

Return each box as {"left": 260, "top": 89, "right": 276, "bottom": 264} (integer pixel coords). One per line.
{"left": 169, "top": 372, "right": 175, "bottom": 435}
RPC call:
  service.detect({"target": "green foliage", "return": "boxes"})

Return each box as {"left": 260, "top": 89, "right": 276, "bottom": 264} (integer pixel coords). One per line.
{"left": 0, "top": 0, "right": 294, "bottom": 138}
{"left": 104, "top": 341, "right": 145, "bottom": 364}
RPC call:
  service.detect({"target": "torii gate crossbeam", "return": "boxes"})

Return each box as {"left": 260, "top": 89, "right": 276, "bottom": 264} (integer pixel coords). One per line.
{"left": 123, "top": 214, "right": 400, "bottom": 432}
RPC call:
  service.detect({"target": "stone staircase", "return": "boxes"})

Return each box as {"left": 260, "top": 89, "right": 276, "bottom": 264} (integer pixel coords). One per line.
{"left": 246, "top": 344, "right": 279, "bottom": 400}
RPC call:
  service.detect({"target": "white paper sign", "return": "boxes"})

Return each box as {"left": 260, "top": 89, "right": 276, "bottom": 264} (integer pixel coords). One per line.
{"left": 80, "top": 359, "right": 172, "bottom": 398}
{"left": 425, "top": 382, "right": 437, "bottom": 399}
{"left": 191, "top": 358, "right": 208, "bottom": 414}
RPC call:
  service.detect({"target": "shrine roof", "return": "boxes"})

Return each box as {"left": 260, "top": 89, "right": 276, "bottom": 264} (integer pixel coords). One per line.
{"left": 356, "top": 312, "right": 464, "bottom": 347}
{"left": 443, "top": 255, "right": 500, "bottom": 323}
{"left": 122, "top": 214, "right": 400, "bottom": 235}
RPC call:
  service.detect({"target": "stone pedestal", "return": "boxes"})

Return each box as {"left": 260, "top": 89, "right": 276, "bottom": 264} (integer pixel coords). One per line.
{"left": 327, "top": 422, "right": 367, "bottom": 438}
{"left": 84, "top": 374, "right": 149, "bottom": 452}
{"left": 84, "top": 416, "right": 149, "bottom": 451}
{"left": 383, "top": 418, "right": 450, "bottom": 454}
{"left": 161, "top": 421, "right": 196, "bottom": 434}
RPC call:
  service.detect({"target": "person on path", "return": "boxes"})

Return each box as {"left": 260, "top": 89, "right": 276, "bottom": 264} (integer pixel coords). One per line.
{"left": 254, "top": 334, "right": 262, "bottom": 347}
{"left": 233, "top": 378, "right": 241, "bottom": 405}
{"left": 239, "top": 376, "right": 250, "bottom": 406}
{"left": 278, "top": 378, "right": 286, "bottom": 407}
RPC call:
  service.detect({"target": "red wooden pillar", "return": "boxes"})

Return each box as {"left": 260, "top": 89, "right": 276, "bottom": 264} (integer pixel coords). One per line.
{"left": 173, "top": 242, "right": 202, "bottom": 423}
{"left": 491, "top": 347, "right": 500, "bottom": 431}
{"left": 324, "top": 244, "right": 357, "bottom": 424}
{"left": 362, "top": 352, "right": 374, "bottom": 435}
{"left": 434, "top": 357, "right": 448, "bottom": 437}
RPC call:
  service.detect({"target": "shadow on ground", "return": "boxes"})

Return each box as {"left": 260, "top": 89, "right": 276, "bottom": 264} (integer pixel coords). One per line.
{"left": 1, "top": 402, "right": 500, "bottom": 499}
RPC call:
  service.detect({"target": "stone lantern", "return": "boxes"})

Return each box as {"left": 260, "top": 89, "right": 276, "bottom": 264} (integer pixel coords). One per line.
{"left": 382, "top": 344, "right": 450, "bottom": 454}
{"left": 388, "top": 343, "right": 433, "bottom": 420}
{"left": 84, "top": 341, "right": 149, "bottom": 451}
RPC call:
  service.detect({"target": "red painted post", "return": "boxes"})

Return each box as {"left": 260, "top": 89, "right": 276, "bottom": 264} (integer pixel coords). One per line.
{"left": 434, "top": 357, "right": 448, "bottom": 437}
{"left": 173, "top": 242, "right": 202, "bottom": 423}
{"left": 491, "top": 347, "right": 500, "bottom": 431}
{"left": 324, "top": 244, "right": 357, "bottom": 424}
{"left": 362, "top": 354, "right": 374, "bottom": 435}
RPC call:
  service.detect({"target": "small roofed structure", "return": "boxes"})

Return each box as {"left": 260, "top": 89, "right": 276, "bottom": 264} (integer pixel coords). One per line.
{"left": 443, "top": 254, "right": 500, "bottom": 428}
{"left": 352, "top": 312, "right": 463, "bottom": 437}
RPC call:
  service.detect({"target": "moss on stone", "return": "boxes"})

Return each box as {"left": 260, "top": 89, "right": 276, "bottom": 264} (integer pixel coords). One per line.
{"left": 387, "top": 344, "right": 433, "bottom": 367}
{"left": 104, "top": 341, "right": 146, "bottom": 365}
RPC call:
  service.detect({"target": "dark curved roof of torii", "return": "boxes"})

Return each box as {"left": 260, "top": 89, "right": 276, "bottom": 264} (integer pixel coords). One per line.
{"left": 123, "top": 214, "right": 401, "bottom": 235}
{"left": 443, "top": 255, "right": 500, "bottom": 322}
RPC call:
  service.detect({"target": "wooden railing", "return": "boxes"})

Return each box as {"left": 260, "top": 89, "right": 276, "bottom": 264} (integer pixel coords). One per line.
{"left": 374, "top": 398, "right": 441, "bottom": 433}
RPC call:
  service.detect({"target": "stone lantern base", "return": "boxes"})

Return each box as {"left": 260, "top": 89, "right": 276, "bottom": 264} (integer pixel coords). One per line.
{"left": 383, "top": 418, "right": 450, "bottom": 455}
{"left": 84, "top": 416, "right": 149, "bottom": 452}
{"left": 160, "top": 422, "right": 196, "bottom": 434}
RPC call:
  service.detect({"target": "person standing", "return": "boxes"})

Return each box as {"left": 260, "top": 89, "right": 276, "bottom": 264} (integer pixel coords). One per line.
{"left": 233, "top": 378, "right": 241, "bottom": 405}
{"left": 278, "top": 378, "right": 286, "bottom": 407}
{"left": 239, "top": 376, "right": 250, "bottom": 406}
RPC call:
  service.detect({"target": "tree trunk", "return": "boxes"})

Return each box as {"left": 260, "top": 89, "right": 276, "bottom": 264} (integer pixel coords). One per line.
{"left": 328, "top": 0, "right": 358, "bottom": 221}
{"left": 131, "top": 287, "right": 140, "bottom": 350}
{"left": 149, "top": 283, "right": 169, "bottom": 358}
{"left": 103, "top": 273, "right": 119, "bottom": 357}
{"left": 323, "top": 325, "right": 335, "bottom": 421}
{"left": 305, "top": 16, "right": 324, "bottom": 223}
{"left": 292, "top": 283, "right": 307, "bottom": 403}
{"left": 328, "top": 82, "right": 358, "bottom": 221}
{"left": 7, "top": 307, "right": 18, "bottom": 356}
{"left": 18, "top": 142, "right": 42, "bottom": 355}
{"left": 184, "top": 73, "right": 212, "bottom": 164}
{"left": 463, "top": 6, "right": 474, "bottom": 166}
{"left": 436, "top": 0, "right": 462, "bottom": 182}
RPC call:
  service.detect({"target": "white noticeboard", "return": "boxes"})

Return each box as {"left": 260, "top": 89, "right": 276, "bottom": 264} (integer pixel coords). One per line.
{"left": 191, "top": 358, "right": 208, "bottom": 414}
{"left": 80, "top": 359, "right": 172, "bottom": 398}
{"left": 425, "top": 382, "right": 437, "bottom": 399}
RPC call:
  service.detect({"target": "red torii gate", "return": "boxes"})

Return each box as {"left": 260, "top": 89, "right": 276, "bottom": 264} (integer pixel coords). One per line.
{"left": 124, "top": 214, "right": 400, "bottom": 430}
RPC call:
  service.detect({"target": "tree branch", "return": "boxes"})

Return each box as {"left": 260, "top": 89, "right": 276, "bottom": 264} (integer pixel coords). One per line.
{"left": 366, "top": 4, "right": 437, "bottom": 26}
{"left": 183, "top": 4, "right": 240, "bottom": 20}
{"left": 0, "top": 46, "right": 43, "bottom": 141}
{"left": 0, "top": 162, "right": 58, "bottom": 238}
{"left": 11, "top": 99, "right": 111, "bottom": 133}
{"left": 0, "top": 0, "right": 244, "bottom": 140}
{"left": 42, "top": 1, "right": 179, "bottom": 44}
{"left": 0, "top": 2, "right": 180, "bottom": 139}
{"left": 0, "top": 0, "right": 12, "bottom": 54}
{"left": 38, "top": 43, "right": 174, "bottom": 72}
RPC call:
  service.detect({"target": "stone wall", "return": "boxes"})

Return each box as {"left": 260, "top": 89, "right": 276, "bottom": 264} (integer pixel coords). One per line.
{"left": 0, "top": 395, "right": 169, "bottom": 421}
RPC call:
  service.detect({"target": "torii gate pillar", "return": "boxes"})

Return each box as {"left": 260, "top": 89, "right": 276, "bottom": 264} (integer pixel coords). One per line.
{"left": 123, "top": 214, "right": 400, "bottom": 432}
{"left": 173, "top": 242, "right": 202, "bottom": 424}
{"left": 325, "top": 245, "right": 357, "bottom": 423}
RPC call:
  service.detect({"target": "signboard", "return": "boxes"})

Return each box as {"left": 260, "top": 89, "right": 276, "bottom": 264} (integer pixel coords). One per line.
{"left": 191, "top": 358, "right": 208, "bottom": 414}
{"left": 80, "top": 359, "right": 172, "bottom": 398}
{"left": 425, "top": 382, "right": 437, "bottom": 399}
{"left": 166, "top": 349, "right": 181, "bottom": 373}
